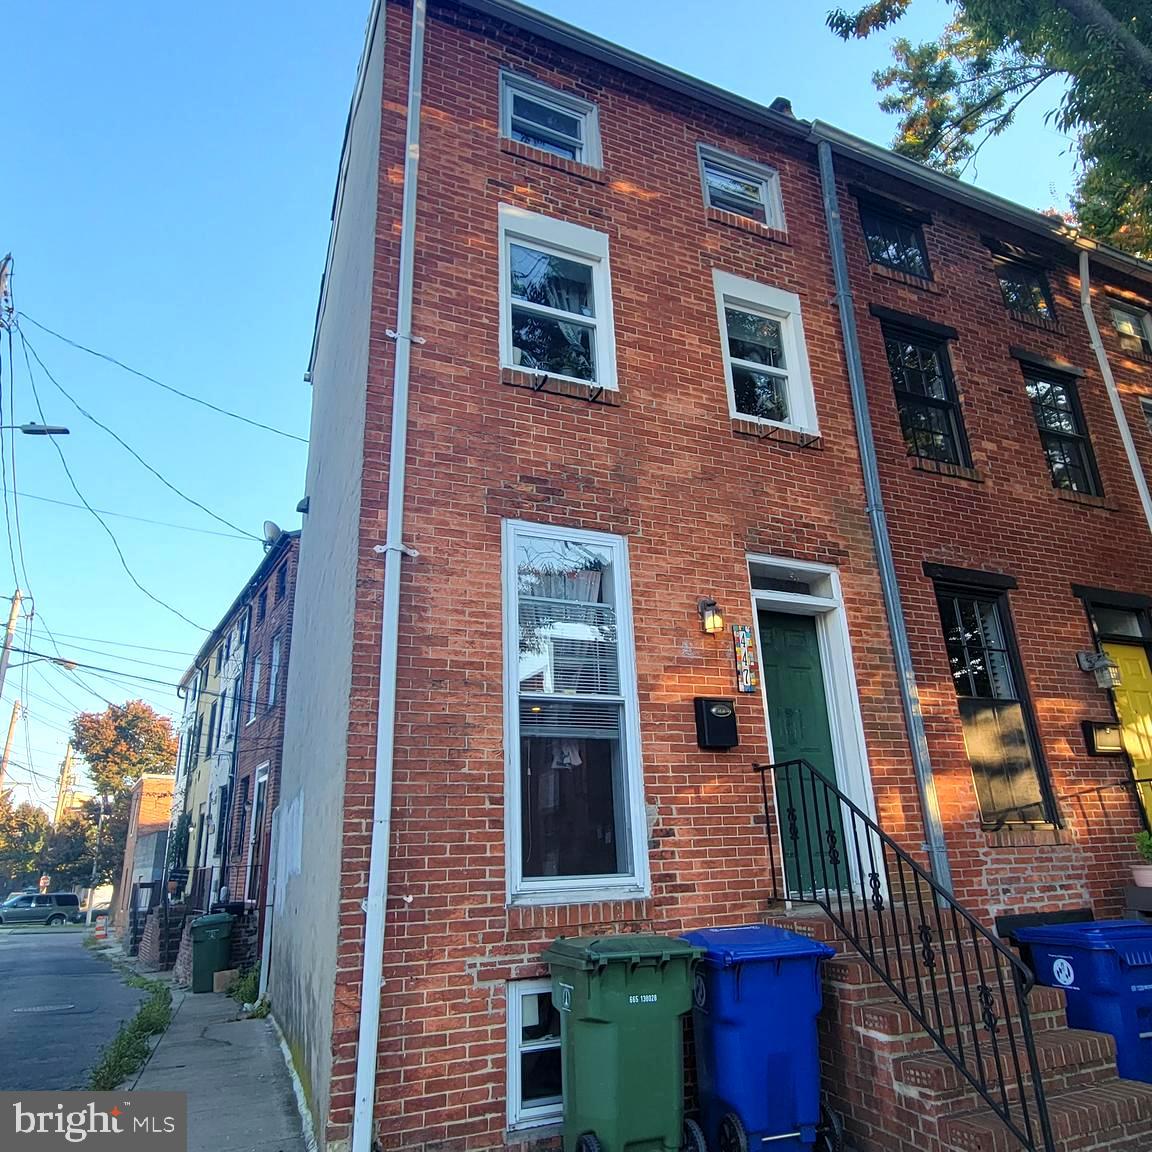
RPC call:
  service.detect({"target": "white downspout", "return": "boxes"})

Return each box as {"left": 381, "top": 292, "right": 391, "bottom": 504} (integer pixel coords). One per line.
{"left": 351, "top": 2, "right": 427, "bottom": 1151}
{"left": 1079, "top": 249, "right": 1152, "bottom": 537}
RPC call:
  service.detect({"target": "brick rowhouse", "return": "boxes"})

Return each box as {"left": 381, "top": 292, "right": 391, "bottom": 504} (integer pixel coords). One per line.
{"left": 269, "top": 3, "right": 1152, "bottom": 1151}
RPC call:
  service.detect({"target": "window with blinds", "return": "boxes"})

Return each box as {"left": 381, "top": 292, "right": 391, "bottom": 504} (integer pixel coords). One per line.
{"left": 505, "top": 522, "right": 647, "bottom": 900}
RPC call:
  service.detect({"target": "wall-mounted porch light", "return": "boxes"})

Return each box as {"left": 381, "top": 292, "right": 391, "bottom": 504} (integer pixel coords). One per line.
{"left": 1077, "top": 649, "right": 1122, "bottom": 690}
{"left": 698, "top": 597, "right": 725, "bottom": 635}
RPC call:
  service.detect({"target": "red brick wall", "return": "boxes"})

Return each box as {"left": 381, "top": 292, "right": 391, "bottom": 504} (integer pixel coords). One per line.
{"left": 315, "top": 4, "right": 1152, "bottom": 1150}
{"left": 835, "top": 154, "right": 1149, "bottom": 919}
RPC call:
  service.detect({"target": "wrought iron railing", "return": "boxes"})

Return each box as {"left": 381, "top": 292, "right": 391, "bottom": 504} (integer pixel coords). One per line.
{"left": 756, "top": 758, "right": 1055, "bottom": 1152}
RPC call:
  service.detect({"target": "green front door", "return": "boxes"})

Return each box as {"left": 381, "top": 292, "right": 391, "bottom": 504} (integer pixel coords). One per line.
{"left": 758, "top": 610, "right": 847, "bottom": 896}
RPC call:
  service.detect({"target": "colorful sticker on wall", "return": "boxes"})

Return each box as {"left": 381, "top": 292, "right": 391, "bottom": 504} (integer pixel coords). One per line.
{"left": 732, "top": 624, "right": 760, "bottom": 693}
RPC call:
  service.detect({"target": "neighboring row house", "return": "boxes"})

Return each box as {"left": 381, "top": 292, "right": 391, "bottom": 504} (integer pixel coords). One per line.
{"left": 269, "top": 3, "right": 1152, "bottom": 1151}
{"left": 171, "top": 530, "right": 298, "bottom": 924}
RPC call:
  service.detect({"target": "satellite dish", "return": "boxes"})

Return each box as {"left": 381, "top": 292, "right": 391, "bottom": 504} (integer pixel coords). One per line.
{"left": 262, "top": 520, "right": 283, "bottom": 549}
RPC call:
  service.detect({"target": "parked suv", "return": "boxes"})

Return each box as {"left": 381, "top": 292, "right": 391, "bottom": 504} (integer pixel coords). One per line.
{"left": 0, "top": 892, "right": 81, "bottom": 926}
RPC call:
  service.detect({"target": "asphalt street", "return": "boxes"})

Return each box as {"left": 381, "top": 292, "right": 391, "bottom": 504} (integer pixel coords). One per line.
{"left": 0, "top": 928, "right": 144, "bottom": 1090}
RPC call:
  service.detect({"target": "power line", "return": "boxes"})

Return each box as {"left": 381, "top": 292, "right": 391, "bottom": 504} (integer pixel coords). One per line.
{"left": 16, "top": 331, "right": 209, "bottom": 632}
{"left": 23, "top": 638, "right": 187, "bottom": 674}
{"left": 18, "top": 312, "right": 309, "bottom": 444}
{"left": 21, "top": 333, "right": 262, "bottom": 542}
{"left": 30, "top": 628, "right": 194, "bottom": 658}
{"left": 16, "top": 490, "right": 254, "bottom": 541}
{"left": 0, "top": 328, "right": 21, "bottom": 586}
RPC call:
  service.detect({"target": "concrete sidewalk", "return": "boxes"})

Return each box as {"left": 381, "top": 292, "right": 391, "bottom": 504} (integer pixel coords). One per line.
{"left": 133, "top": 991, "right": 309, "bottom": 1152}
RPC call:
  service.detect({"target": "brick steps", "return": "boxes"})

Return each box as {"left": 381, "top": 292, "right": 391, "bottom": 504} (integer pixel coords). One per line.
{"left": 939, "top": 1080, "right": 1152, "bottom": 1152}
{"left": 768, "top": 910, "right": 1152, "bottom": 1152}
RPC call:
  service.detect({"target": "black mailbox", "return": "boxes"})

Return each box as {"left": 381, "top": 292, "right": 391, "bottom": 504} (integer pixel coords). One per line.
{"left": 694, "top": 697, "right": 739, "bottom": 749}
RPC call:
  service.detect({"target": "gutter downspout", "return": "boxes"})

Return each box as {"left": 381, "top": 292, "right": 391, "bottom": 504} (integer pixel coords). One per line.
{"left": 352, "top": 2, "right": 427, "bottom": 1151}
{"left": 815, "top": 136, "right": 953, "bottom": 890}
{"left": 1078, "top": 250, "right": 1152, "bottom": 537}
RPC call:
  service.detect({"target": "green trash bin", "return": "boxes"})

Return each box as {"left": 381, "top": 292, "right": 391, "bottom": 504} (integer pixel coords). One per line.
{"left": 190, "top": 912, "right": 234, "bottom": 993}
{"left": 543, "top": 935, "right": 703, "bottom": 1152}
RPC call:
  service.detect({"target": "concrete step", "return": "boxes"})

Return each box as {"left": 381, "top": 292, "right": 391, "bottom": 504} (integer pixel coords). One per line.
{"left": 896, "top": 1028, "right": 1116, "bottom": 1100}
{"left": 939, "top": 1078, "right": 1152, "bottom": 1151}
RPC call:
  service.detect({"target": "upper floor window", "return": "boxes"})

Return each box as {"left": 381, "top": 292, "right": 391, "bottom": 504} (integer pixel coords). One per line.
{"left": 503, "top": 520, "right": 648, "bottom": 903}
{"left": 698, "top": 145, "right": 784, "bottom": 229}
{"left": 500, "top": 73, "right": 601, "bottom": 167}
{"left": 247, "top": 653, "right": 262, "bottom": 723}
{"left": 882, "top": 327, "right": 970, "bottom": 466}
{"left": 935, "top": 586, "right": 1053, "bottom": 827}
{"left": 275, "top": 563, "right": 288, "bottom": 602}
{"left": 996, "top": 260, "right": 1054, "bottom": 320}
{"left": 860, "top": 204, "right": 930, "bottom": 279}
{"left": 214, "top": 647, "right": 223, "bottom": 675}
{"left": 713, "top": 271, "right": 817, "bottom": 433}
{"left": 1111, "top": 303, "right": 1152, "bottom": 357}
{"left": 1024, "top": 370, "right": 1101, "bottom": 495}
{"left": 268, "top": 634, "right": 282, "bottom": 708}
{"left": 256, "top": 589, "right": 267, "bottom": 625}
{"left": 499, "top": 205, "right": 617, "bottom": 389}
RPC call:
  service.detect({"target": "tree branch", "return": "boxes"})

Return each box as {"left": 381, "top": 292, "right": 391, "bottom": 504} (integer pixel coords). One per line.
{"left": 1050, "top": 0, "right": 1152, "bottom": 86}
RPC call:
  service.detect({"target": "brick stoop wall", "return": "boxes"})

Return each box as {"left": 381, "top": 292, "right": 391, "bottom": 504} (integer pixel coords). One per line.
{"left": 137, "top": 906, "right": 189, "bottom": 971}
{"left": 229, "top": 912, "right": 259, "bottom": 973}
{"left": 767, "top": 911, "right": 1152, "bottom": 1151}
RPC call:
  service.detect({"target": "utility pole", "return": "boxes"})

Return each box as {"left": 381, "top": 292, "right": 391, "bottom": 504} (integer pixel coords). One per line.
{"left": 86, "top": 795, "right": 109, "bottom": 926}
{"left": 0, "top": 589, "right": 23, "bottom": 704}
{"left": 53, "top": 744, "right": 73, "bottom": 826}
{"left": 0, "top": 698, "right": 20, "bottom": 795}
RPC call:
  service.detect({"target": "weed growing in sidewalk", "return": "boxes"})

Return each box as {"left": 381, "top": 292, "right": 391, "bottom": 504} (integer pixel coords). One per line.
{"left": 88, "top": 979, "right": 173, "bottom": 1090}
{"left": 229, "top": 965, "right": 259, "bottom": 1005}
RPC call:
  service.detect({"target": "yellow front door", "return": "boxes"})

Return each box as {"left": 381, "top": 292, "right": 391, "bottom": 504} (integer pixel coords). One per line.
{"left": 1102, "top": 640, "right": 1152, "bottom": 825}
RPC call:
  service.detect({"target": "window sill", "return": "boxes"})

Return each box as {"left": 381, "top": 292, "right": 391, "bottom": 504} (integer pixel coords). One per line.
{"left": 502, "top": 367, "right": 621, "bottom": 406}
{"left": 499, "top": 139, "right": 606, "bottom": 184}
{"left": 731, "top": 418, "right": 822, "bottom": 449}
{"left": 982, "top": 825, "right": 1066, "bottom": 848}
{"left": 506, "top": 1121, "right": 563, "bottom": 1143}
{"left": 1055, "top": 488, "right": 1113, "bottom": 510}
{"left": 507, "top": 895, "right": 652, "bottom": 932}
{"left": 869, "top": 263, "right": 937, "bottom": 292}
{"left": 908, "top": 456, "right": 984, "bottom": 483}
{"left": 705, "top": 207, "right": 789, "bottom": 244}
{"left": 1007, "top": 309, "right": 1062, "bottom": 334}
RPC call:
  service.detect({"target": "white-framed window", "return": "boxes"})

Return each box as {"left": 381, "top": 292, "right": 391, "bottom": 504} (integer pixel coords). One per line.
{"left": 498, "top": 205, "right": 618, "bottom": 389}
{"left": 267, "top": 634, "right": 282, "bottom": 708}
{"left": 712, "top": 269, "right": 817, "bottom": 433}
{"left": 247, "top": 655, "right": 261, "bottom": 724}
{"left": 1140, "top": 397, "right": 1152, "bottom": 437}
{"left": 499, "top": 72, "right": 601, "bottom": 167}
{"left": 698, "top": 144, "right": 785, "bottom": 230}
{"left": 1112, "top": 303, "right": 1152, "bottom": 357}
{"left": 507, "top": 979, "right": 562, "bottom": 1129}
{"left": 502, "top": 520, "right": 649, "bottom": 904}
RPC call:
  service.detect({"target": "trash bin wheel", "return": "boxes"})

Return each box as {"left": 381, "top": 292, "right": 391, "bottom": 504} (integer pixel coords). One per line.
{"left": 816, "top": 1102, "right": 845, "bottom": 1152}
{"left": 682, "top": 1118, "right": 706, "bottom": 1152}
{"left": 576, "top": 1133, "right": 602, "bottom": 1152}
{"left": 718, "top": 1113, "right": 748, "bottom": 1152}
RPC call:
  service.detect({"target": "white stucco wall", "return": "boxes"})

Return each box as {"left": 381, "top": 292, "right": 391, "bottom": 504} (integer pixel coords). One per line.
{"left": 269, "top": 3, "right": 385, "bottom": 1139}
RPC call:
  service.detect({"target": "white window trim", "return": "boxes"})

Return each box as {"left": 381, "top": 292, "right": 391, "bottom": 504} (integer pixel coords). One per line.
{"left": 712, "top": 269, "right": 818, "bottom": 434}
{"left": 499, "top": 71, "right": 601, "bottom": 168}
{"left": 498, "top": 204, "right": 618, "bottom": 390}
{"left": 247, "top": 655, "right": 261, "bottom": 724}
{"left": 1112, "top": 302, "right": 1152, "bottom": 351}
{"left": 506, "top": 979, "right": 563, "bottom": 1130}
{"left": 697, "top": 144, "right": 785, "bottom": 231}
{"left": 268, "top": 634, "right": 282, "bottom": 708}
{"left": 502, "top": 519, "right": 649, "bottom": 906}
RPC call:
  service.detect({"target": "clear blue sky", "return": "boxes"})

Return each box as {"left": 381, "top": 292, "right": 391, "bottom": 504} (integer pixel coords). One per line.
{"left": 5, "top": 0, "right": 1078, "bottom": 807}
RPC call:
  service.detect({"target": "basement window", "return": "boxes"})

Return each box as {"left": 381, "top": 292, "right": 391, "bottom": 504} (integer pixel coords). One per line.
{"left": 507, "top": 980, "right": 562, "bottom": 1129}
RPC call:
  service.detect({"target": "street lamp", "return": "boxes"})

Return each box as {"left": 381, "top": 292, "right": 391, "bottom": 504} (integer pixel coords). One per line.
{"left": 0, "top": 423, "right": 70, "bottom": 436}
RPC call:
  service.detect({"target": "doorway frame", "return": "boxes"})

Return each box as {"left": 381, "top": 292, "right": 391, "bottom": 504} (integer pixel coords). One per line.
{"left": 748, "top": 554, "right": 881, "bottom": 892}
{"left": 245, "top": 763, "right": 270, "bottom": 902}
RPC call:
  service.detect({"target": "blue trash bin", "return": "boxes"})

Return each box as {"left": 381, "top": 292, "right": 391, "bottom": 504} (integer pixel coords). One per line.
{"left": 681, "top": 925, "right": 835, "bottom": 1152}
{"left": 1016, "top": 920, "right": 1152, "bottom": 1082}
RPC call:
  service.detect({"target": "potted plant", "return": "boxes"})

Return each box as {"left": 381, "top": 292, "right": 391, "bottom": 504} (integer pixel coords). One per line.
{"left": 1134, "top": 832, "right": 1152, "bottom": 887}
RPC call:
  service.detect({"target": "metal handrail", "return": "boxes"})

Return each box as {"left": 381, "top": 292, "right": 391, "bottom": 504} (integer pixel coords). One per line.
{"left": 756, "top": 758, "right": 1055, "bottom": 1152}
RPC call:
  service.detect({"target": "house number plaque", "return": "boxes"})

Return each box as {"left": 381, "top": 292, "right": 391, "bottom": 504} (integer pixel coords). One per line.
{"left": 732, "top": 624, "right": 760, "bottom": 693}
